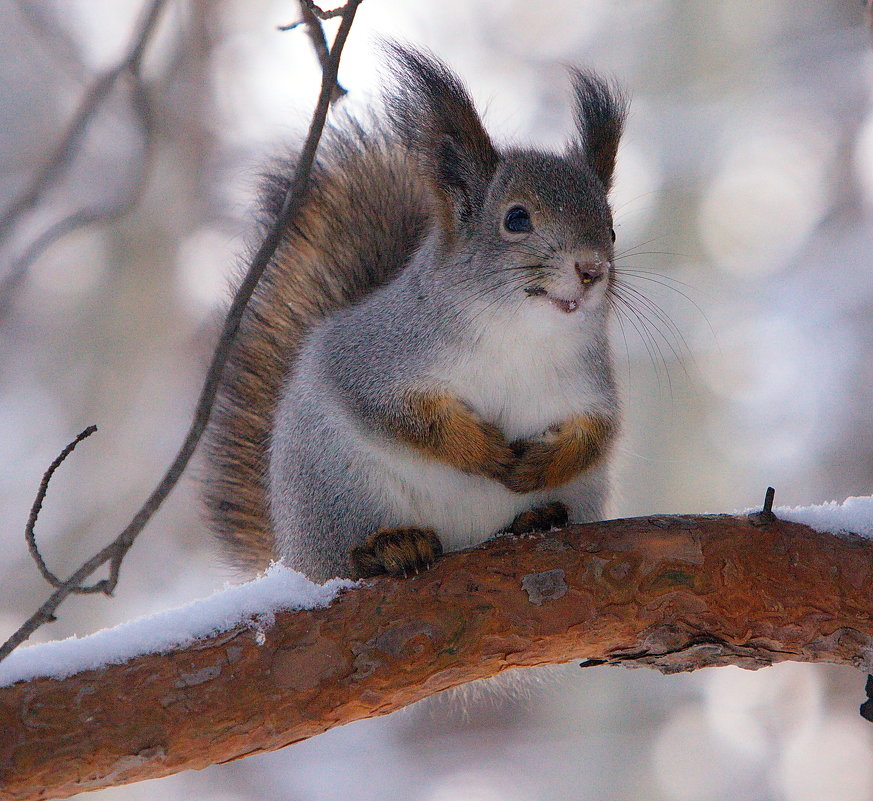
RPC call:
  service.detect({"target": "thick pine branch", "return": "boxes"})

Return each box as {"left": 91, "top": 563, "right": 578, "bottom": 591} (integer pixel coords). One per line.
{"left": 2, "top": 513, "right": 872, "bottom": 800}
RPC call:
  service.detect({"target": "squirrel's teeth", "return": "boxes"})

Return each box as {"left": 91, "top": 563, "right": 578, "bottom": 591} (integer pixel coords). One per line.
{"left": 547, "top": 296, "right": 582, "bottom": 314}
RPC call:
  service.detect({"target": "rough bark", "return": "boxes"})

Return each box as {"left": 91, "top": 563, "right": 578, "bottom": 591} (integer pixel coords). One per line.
{"left": 2, "top": 513, "right": 872, "bottom": 800}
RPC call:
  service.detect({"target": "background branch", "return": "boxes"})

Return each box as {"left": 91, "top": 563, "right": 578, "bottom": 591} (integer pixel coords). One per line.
{"left": 1, "top": 513, "right": 871, "bottom": 800}
{"left": 0, "top": 78, "right": 156, "bottom": 321}
{"left": 12, "top": 0, "right": 89, "bottom": 81}
{"left": 0, "top": 0, "right": 364, "bottom": 665}
{"left": 0, "top": 0, "right": 167, "bottom": 247}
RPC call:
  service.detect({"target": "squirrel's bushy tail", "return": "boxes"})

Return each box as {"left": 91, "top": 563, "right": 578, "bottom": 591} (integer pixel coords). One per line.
{"left": 202, "top": 118, "right": 430, "bottom": 572}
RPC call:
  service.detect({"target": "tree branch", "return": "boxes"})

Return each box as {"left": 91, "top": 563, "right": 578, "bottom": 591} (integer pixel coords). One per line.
{"left": 298, "top": 1, "right": 347, "bottom": 101}
{"left": 278, "top": 1, "right": 346, "bottom": 27}
{"left": 0, "top": 0, "right": 364, "bottom": 665}
{"left": 2, "top": 513, "right": 872, "bottom": 800}
{"left": 277, "top": 1, "right": 347, "bottom": 102}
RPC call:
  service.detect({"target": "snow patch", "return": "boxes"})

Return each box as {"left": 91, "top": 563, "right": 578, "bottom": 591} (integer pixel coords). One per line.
{"left": 0, "top": 564, "right": 355, "bottom": 688}
{"left": 741, "top": 495, "right": 873, "bottom": 538}
{"left": 774, "top": 496, "right": 873, "bottom": 538}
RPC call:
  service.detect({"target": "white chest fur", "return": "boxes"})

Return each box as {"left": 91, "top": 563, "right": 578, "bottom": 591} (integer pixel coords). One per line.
{"left": 357, "top": 305, "right": 611, "bottom": 551}
{"left": 368, "top": 443, "right": 549, "bottom": 550}
{"left": 442, "top": 304, "right": 605, "bottom": 439}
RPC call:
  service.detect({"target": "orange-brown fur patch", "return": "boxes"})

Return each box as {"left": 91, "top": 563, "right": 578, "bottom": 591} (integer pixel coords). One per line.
{"left": 398, "top": 392, "right": 516, "bottom": 481}
{"left": 505, "top": 415, "right": 616, "bottom": 493}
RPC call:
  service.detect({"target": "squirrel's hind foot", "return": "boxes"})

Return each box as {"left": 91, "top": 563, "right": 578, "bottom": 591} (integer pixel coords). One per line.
{"left": 506, "top": 501, "right": 569, "bottom": 535}
{"left": 350, "top": 527, "right": 444, "bottom": 579}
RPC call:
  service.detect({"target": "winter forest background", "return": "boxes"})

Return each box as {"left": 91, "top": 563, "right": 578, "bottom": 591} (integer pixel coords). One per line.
{"left": 2, "top": 1, "right": 873, "bottom": 799}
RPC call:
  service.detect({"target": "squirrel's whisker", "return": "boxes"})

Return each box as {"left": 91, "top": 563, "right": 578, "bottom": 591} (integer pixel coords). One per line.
{"left": 608, "top": 293, "right": 672, "bottom": 397}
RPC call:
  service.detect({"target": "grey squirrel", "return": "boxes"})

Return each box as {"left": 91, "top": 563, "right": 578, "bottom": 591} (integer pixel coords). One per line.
{"left": 202, "top": 44, "right": 626, "bottom": 582}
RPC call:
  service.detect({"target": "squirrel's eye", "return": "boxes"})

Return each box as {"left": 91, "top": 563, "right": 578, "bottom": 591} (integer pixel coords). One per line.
{"left": 610, "top": 228, "right": 616, "bottom": 243}
{"left": 504, "top": 206, "right": 532, "bottom": 234}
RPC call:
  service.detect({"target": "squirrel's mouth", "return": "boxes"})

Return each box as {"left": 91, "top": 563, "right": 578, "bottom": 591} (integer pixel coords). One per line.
{"left": 524, "top": 286, "right": 584, "bottom": 314}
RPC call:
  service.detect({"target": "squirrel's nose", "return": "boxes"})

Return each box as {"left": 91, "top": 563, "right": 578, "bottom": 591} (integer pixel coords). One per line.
{"left": 575, "top": 262, "right": 604, "bottom": 285}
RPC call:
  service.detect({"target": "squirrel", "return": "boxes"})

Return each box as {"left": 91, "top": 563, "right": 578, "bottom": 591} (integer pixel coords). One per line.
{"left": 202, "top": 43, "right": 627, "bottom": 583}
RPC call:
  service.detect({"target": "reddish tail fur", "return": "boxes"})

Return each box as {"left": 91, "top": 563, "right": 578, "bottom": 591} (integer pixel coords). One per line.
{"left": 201, "top": 120, "right": 430, "bottom": 572}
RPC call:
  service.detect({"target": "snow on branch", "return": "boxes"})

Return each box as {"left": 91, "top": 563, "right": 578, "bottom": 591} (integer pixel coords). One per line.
{"left": 2, "top": 509, "right": 873, "bottom": 800}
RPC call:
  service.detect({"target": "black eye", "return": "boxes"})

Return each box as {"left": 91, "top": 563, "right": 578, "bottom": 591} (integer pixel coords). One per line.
{"left": 610, "top": 228, "right": 616, "bottom": 243}
{"left": 504, "top": 206, "right": 532, "bottom": 234}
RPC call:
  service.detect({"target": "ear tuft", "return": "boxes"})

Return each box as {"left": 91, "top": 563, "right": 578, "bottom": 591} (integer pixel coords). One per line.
{"left": 569, "top": 70, "right": 628, "bottom": 189}
{"left": 382, "top": 42, "right": 498, "bottom": 230}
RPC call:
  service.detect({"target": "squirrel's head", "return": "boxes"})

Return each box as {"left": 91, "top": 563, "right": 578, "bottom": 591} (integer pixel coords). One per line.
{"left": 384, "top": 43, "right": 627, "bottom": 325}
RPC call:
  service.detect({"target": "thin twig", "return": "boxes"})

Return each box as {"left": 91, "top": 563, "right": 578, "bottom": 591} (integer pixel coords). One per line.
{"left": 25, "top": 426, "right": 99, "bottom": 591}
{"left": 278, "top": 0, "right": 345, "bottom": 28}
{"left": 300, "top": 1, "right": 347, "bottom": 100}
{"left": 0, "top": 0, "right": 167, "bottom": 246}
{"left": 278, "top": 1, "right": 347, "bottom": 101}
{"left": 0, "top": 0, "right": 364, "bottom": 665}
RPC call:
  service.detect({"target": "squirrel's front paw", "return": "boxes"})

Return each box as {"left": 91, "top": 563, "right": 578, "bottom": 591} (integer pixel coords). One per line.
{"left": 399, "top": 393, "right": 517, "bottom": 482}
{"left": 349, "top": 527, "right": 443, "bottom": 579}
{"left": 502, "top": 415, "right": 615, "bottom": 493}
{"left": 507, "top": 501, "right": 569, "bottom": 534}
{"left": 500, "top": 433, "right": 559, "bottom": 493}
{"left": 477, "top": 420, "right": 520, "bottom": 482}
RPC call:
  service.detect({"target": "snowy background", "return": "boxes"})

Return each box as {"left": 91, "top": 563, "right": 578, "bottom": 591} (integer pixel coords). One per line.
{"left": 2, "top": 1, "right": 873, "bottom": 799}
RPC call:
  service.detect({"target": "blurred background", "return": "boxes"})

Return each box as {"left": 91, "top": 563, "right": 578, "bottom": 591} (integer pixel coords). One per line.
{"left": 2, "top": 1, "right": 873, "bottom": 799}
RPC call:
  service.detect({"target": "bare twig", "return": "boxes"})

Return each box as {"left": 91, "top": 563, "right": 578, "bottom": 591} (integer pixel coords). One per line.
{"left": 278, "top": 1, "right": 347, "bottom": 101}
{"left": 0, "top": 0, "right": 364, "bottom": 666}
{"left": 300, "top": 2, "right": 348, "bottom": 100}
{"left": 25, "top": 426, "right": 99, "bottom": 592}
{"left": 278, "top": 0, "right": 345, "bottom": 28}
{"left": 0, "top": 0, "right": 167, "bottom": 247}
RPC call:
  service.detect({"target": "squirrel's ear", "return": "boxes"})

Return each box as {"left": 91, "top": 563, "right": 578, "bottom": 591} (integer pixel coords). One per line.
{"left": 569, "top": 70, "right": 628, "bottom": 190}
{"left": 383, "top": 43, "right": 498, "bottom": 232}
